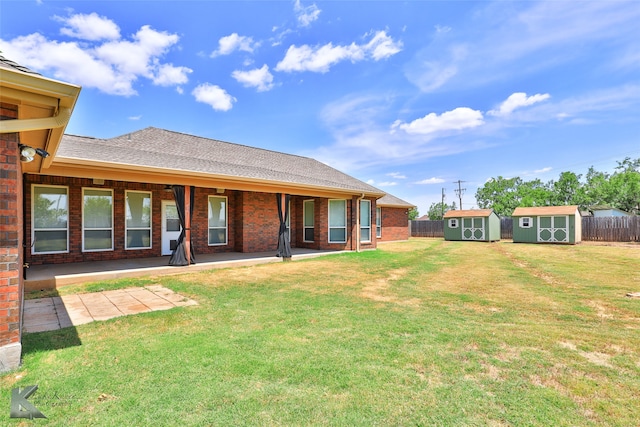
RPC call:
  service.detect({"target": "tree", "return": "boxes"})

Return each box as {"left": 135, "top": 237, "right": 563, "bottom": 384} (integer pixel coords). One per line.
{"left": 475, "top": 176, "right": 523, "bottom": 217}
{"left": 426, "top": 201, "right": 457, "bottom": 220}
{"left": 408, "top": 207, "right": 419, "bottom": 221}
{"left": 608, "top": 157, "right": 640, "bottom": 214}
{"left": 550, "top": 171, "right": 583, "bottom": 206}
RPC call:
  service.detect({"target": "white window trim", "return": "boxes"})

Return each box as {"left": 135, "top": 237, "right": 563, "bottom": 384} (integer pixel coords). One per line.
{"left": 376, "top": 206, "right": 382, "bottom": 239}
{"left": 519, "top": 217, "right": 532, "bottom": 228}
{"left": 208, "top": 195, "right": 228, "bottom": 246}
{"left": 303, "top": 199, "right": 314, "bottom": 243}
{"left": 125, "top": 190, "right": 152, "bottom": 250}
{"left": 360, "top": 200, "right": 372, "bottom": 243}
{"left": 448, "top": 218, "right": 459, "bottom": 228}
{"left": 32, "top": 184, "right": 69, "bottom": 254}
{"left": 328, "top": 199, "right": 347, "bottom": 244}
{"left": 82, "top": 187, "right": 114, "bottom": 252}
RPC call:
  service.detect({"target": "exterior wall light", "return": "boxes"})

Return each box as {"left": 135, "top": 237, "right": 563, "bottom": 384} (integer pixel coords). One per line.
{"left": 18, "top": 144, "right": 49, "bottom": 162}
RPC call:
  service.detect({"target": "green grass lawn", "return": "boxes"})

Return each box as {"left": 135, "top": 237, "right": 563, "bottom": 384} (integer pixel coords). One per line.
{"left": 3, "top": 239, "right": 640, "bottom": 426}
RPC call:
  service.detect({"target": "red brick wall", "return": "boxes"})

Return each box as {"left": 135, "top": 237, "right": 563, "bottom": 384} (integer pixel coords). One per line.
{"left": 0, "top": 103, "right": 22, "bottom": 351}
{"left": 378, "top": 207, "right": 410, "bottom": 241}
{"left": 23, "top": 174, "right": 376, "bottom": 264}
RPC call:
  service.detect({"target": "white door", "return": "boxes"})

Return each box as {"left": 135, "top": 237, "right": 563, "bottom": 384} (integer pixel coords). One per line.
{"left": 462, "top": 217, "right": 485, "bottom": 241}
{"left": 162, "top": 201, "right": 182, "bottom": 255}
{"left": 537, "top": 215, "right": 569, "bottom": 243}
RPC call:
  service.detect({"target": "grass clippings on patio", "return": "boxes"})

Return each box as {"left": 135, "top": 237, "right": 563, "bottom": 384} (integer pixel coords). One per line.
{"left": 2, "top": 239, "right": 639, "bottom": 426}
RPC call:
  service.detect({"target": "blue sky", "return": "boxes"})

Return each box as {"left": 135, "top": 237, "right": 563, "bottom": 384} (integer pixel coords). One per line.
{"left": 2, "top": 0, "right": 639, "bottom": 215}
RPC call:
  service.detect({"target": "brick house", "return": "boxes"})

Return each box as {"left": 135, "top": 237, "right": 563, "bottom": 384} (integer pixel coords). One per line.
{"left": 375, "top": 193, "right": 415, "bottom": 242}
{"left": 1, "top": 56, "right": 81, "bottom": 371}
{"left": 1, "top": 56, "right": 414, "bottom": 371}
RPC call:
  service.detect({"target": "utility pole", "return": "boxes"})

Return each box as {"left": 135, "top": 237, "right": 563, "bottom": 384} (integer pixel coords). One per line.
{"left": 441, "top": 188, "right": 446, "bottom": 217}
{"left": 453, "top": 180, "right": 466, "bottom": 210}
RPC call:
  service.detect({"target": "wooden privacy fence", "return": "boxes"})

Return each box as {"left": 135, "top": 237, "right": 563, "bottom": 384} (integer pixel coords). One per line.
{"left": 411, "top": 216, "right": 640, "bottom": 242}
{"left": 582, "top": 216, "right": 640, "bottom": 242}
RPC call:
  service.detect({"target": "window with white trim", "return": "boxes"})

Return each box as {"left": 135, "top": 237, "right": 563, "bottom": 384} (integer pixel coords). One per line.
{"left": 125, "top": 191, "right": 152, "bottom": 249}
{"left": 519, "top": 217, "right": 532, "bottom": 228}
{"left": 208, "top": 195, "right": 227, "bottom": 245}
{"left": 360, "top": 200, "right": 371, "bottom": 243}
{"left": 83, "top": 188, "right": 113, "bottom": 251}
{"left": 303, "top": 199, "right": 314, "bottom": 242}
{"left": 376, "top": 207, "right": 382, "bottom": 238}
{"left": 328, "top": 199, "right": 347, "bottom": 243}
{"left": 32, "top": 185, "right": 68, "bottom": 254}
{"left": 448, "top": 218, "right": 459, "bottom": 228}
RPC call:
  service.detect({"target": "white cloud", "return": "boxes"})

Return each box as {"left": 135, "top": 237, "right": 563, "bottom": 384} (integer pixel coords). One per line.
{"left": 192, "top": 83, "right": 236, "bottom": 111}
{"left": 231, "top": 65, "right": 274, "bottom": 92}
{"left": 294, "top": 0, "right": 321, "bottom": 28}
{"left": 392, "top": 107, "right": 484, "bottom": 135}
{"left": 275, "top": 30, "right": 401, "bottom": 73}
{"left": 211, "top": 33, "right": 259, "bottom": 57}
{"left": 534, "top": 167, "right": 552, "bottom": 174}
{"left": 387, "top": 172, "right": 406, "bottom": 179}
{"left": 377, "top": 181, "right": 398, "bottom": 187}
{"left": 365, "top": 30, "right": 404, "bottom": 60}
{"left": 488, "top": 92, "right": 551, "bottom": 116}
{"left": 416, "top": 177, "right": 445, "bottom": 184}
{"left": 57, "top": 12, "right": 120, "bottom": 41}
{"left": 128, "top": 115, "right": 142, "bottom": 121}
{"left": 153, "top": 63, "right": 192, "bottom": 86}
{"left": 0, "top": 18, "right": 189, "bottom": 96}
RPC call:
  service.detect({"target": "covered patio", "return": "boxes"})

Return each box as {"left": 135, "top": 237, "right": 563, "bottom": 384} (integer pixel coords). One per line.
{"left": 24, "top": 248, "right": 340, "bottom": 292}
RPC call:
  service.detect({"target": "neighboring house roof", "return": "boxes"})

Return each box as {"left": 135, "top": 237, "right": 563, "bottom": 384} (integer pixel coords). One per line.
{"left": 589, "top": 206, "right": 632, "bottom": 216}
{"left": 416, "top": 215, "right": 430, "bottom": 221}
{"left": 54, "top": 127, "right": 385, "bottom": 198}
{"left": 443, "top": 209, "right": 494, "bottom": 218}
{"left": 512, "top": 205, "right": 580, "bottom": 216}
{"left": 377, "top": 193, "right": 415, "bottom": 208}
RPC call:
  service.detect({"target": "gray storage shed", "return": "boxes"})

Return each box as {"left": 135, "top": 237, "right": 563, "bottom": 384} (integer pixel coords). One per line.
{"left": 443, "top": 209, "right": 501, "bottom": 242}
{"left": 512, "top": 205, "right": 582, "bottom": 244}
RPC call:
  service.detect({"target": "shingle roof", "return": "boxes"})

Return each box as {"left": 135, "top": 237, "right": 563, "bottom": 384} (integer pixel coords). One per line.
{"left": 0, "top": 55, "right": 40, "bottom": 75}
{"left": 512, "top": 206, "right": 580, "bottom": 216}
{"left": 377, "top": 193, "right": 415, "bottom": 208}
{"left": 443, "top": 209, "right": 495, "bottom": 218}
{"left": 57, "top": 127, "right": 385, "bottom": 196}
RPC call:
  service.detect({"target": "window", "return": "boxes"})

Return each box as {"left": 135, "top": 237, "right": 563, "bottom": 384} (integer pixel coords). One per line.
{"left": 448, "top": 218, "right": 459, "bottom": 228}
{"left": 360, "top": 200, "right": 371, "bottom": 242}
{"left": 328, "top": 199, "right": 347, "bottom": 243}
{"left": 83, "top": 188, "right": 113, "bottom": 251}
{"left": 376, "top": 207, "right": 382, "bottom": 238}
{"left": 303, "top": 200, "right": 314, "bottom": 242}
{"left": 125, "top": 191, "right": 151, "bottom": 249}
{"left": 519, "top": 217, "right": 532, "bottom": 228}
{"left": 208, "top": 196, "right": 227, "bottom": 245}
{"left": 32, "top": 185, "right": 68, "bottom": 253}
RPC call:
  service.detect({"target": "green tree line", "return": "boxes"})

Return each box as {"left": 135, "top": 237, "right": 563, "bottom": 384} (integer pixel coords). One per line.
{"left": 474, "top": 157, "right": 640, "bottom": 217}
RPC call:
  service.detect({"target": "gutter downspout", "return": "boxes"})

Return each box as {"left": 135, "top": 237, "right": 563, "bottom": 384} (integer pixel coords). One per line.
{"left": 356, "top": 193, "right": 365, "bottom": 252}
{"left": 0, "top": 107, "right": 72, "bottom": 133}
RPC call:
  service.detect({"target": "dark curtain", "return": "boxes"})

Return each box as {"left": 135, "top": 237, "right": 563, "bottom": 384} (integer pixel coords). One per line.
{"left": 169, "top": 185, "right": 196, "bottom": 266}
{"left": 276, "top": 193, "right": 292, "bottom": 259}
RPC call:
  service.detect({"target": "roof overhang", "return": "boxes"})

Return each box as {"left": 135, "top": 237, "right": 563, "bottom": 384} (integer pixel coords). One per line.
{"left": 46, "top": 157, "right": 386, "bottom": 199}
{"left": 0, "top": 67, "right": 81, "bottom": 174}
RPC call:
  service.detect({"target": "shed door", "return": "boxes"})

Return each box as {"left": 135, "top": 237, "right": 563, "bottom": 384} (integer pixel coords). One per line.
{"left": 462, "top": 217, "right": 485, "bottom": 241}
{"left": 537, "top": 216, "right": 569, "bottom": 242}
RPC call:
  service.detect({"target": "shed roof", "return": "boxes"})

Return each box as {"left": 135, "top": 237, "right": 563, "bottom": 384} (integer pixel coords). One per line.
{"left": 443, "top": 209, "right": 494, "bottom": 218}
{"left": 512, "top": 205, "right": 580, "bottom": 216}
{"left": 55, "top": 127, "right": 385, "bottom": 197}
{"left": 377, "top": 193, "right": 415, "bottom": 208}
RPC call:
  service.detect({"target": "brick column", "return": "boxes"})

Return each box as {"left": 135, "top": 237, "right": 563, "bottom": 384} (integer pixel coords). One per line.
{"left": 0, "top": 102, "right": 23, "bottom": 372}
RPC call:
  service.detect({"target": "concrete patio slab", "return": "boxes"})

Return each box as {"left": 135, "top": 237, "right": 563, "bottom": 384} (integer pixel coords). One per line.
{"left": 23, "top": 285, "right": 198, "bottom": 333}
